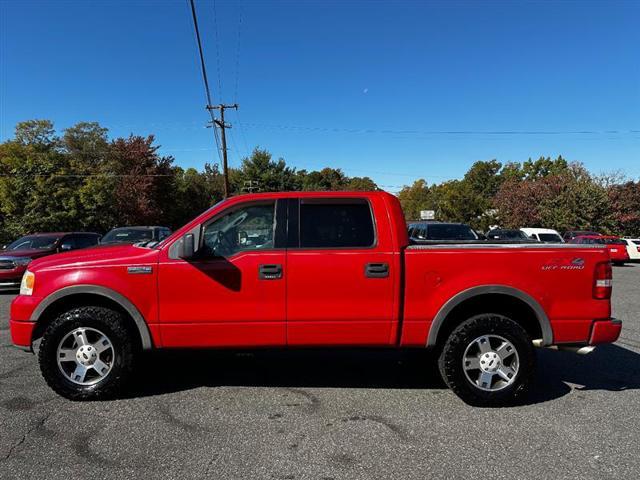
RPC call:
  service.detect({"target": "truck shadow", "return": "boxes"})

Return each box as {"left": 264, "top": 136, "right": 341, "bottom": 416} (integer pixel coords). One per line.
{"left": 128, "top": 342, "right": 640, "bottom": 405}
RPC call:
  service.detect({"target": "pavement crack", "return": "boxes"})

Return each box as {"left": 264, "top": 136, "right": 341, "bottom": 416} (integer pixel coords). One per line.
{"left": 1, "top": 411, "right": 53, "bottom": 462}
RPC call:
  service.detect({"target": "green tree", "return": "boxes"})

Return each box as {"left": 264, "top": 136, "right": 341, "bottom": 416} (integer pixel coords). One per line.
{"left": 233, "top": 148, "right": 300, "bottom": 192}
{"left": 397, "top": 179, "right": 432, "bottom": 220}
{"left": 13, "top": 119, "right": 58, "bottom": 148}
{"left": 0, "top": 122, "right": 81, "bottom": 241}
{"left": 299, "top": 167, "right": 348, "bottom": 191}
{"left": 346, "top": 176, "right": 377, "bottom": 191}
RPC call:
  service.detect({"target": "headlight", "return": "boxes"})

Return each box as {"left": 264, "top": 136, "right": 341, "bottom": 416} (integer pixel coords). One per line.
{"left": 13, "top": 257, "right": 32, "bottom": 267}
{"left": 20, "top": 270, "right": 35, "bottom": 296}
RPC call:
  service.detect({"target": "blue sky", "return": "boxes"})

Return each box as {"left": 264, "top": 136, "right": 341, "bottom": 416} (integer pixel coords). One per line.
{"left": 1, "top": 0, "right": 639, "bottom": 191}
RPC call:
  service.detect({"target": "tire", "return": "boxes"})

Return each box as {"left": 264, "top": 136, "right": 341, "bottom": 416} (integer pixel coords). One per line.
{"left": 438, "top": 313, "right": 535, "bottom": 407}
{"left": 38, "top": 306, "right": 136, "bottom": 400}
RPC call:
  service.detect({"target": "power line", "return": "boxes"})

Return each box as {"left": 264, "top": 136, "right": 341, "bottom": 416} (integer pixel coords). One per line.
{"left": 212, "top": 0, "right": 224, "bottom": 98}
{"left": 239, "top": 122, "right": 640, "bottom": 136}
{"left": 188, "top": 0, "right": 241, "bottom": 198}
{"left": 234, "top": 108, "right": 252, "bottom": 157}
{"left": 187, "top": 0, "right": 223, "bottom": 167}
{"left": 233, "top": 0, "right": 244, "bottom": 104}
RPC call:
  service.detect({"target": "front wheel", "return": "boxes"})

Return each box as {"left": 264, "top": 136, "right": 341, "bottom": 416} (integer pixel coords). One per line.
{"left": 38, "top": 306, "right": 136, "bottom": 400}
{"left": 438, "top": 313, "right": 535, "bottom": 407}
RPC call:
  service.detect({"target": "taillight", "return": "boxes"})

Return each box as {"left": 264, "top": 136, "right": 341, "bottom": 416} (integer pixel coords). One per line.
{"left": 593, "top": 261, "right": 612, "bottom": 299}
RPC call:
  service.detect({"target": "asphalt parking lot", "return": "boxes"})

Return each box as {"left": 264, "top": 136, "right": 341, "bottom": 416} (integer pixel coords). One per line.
{"left": 1, "top": 267, "right": 639, "bottom": 480}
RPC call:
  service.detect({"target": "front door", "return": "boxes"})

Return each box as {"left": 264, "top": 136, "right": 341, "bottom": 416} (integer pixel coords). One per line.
{"left": 157, "top": 200, "right": 287, "bottom": 347}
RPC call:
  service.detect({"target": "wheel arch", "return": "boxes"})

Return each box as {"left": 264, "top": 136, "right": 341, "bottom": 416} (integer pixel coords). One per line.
{"left": 30, "top": 285, "right": 153, "bottom": 350}
{"left": 427, "top": 285, "right": 553, "bottom": 348}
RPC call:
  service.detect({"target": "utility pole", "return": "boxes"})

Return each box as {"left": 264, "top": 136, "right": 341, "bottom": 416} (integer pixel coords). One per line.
{"left": 207, "top": 103, "right": 238, "bottom": 198}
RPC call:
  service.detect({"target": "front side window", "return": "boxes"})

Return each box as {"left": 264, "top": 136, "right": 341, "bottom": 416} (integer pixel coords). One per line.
{"left": 299, "top": 200, "right": 375, "bottom": 248}
{"left": 202, "top": 202, "right": 275, "bottom": 257}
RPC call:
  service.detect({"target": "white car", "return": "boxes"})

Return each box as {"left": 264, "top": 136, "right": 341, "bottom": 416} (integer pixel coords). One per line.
{"left": 520, "top": 228, "right": 564, "bottom": 243}
{"left": 623, "top": 238, "right": 640, "bottom": 261}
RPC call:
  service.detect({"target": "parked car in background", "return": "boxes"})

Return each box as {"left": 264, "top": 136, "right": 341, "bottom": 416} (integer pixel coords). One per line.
{"left": 486, "top": 229, "right": 535, "bottom": 241}
{"left": 0, "top": 232, "right": 100, "bottom": 289}
{"left": 520, "top": 228, "right": 564, "bottom": 243}
{"left": 622, "top": 238, "right": 640, "bottom": 262}
{"left": 563, "top": 230, "right": 601, "bottom": 242}
{"left": 408, "top": 221, "right": 479, "bottom": 242}
{"left": 100, "top": 226, "right": 171, "bottom": 246}
{"left": 569, "top": 235, "right": 630, "bottom": 265}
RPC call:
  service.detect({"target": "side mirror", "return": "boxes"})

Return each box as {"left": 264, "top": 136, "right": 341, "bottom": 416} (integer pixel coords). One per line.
{"left": 180, "top": 233, "right": 195, "bottom": 259}
{"left": 60, "top": 242, "right": 73, "bottom": 251}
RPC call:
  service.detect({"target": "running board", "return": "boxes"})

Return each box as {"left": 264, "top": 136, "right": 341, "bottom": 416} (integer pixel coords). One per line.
{"left": 532, "top": 339, "right": 595, "bottom": 355}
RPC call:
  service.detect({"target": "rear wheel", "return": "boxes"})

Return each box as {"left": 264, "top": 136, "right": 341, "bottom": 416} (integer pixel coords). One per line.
{"left": 438, "top": 313, "right": 535, "bottom": 407}
{"left": 38, "top": 306, "right": 136, "bottom": 400}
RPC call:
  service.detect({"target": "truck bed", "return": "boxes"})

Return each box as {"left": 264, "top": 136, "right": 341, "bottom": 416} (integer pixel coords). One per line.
{"left": 401, "top": 242, "right": 610, "bottom": 347}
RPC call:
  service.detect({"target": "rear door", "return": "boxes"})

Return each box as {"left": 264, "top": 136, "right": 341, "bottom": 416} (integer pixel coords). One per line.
{"left": 285, "top": 196, "right": 398, "bottom": 346}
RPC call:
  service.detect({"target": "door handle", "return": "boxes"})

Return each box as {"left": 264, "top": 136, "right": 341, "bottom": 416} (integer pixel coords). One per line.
{"left": 259, "top": 264, "right": 283, "bottom": 280}
{"left": 365, "top": 262, "right": 389, "bottom": 278}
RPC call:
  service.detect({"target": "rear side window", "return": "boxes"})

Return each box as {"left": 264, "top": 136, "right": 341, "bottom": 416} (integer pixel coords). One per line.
{"left": 603, "top": 238, "right": 626, "bottom": 245}
{"left": 538, "top": 233, "right": 562, "bottom": 242}
{"left": 299, "top": 200, "right": 375, "bottom": 248}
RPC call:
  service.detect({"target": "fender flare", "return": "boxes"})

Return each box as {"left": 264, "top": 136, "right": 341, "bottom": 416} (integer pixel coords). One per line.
{"left": 31, "top": 285, "right": 154, "bottom": 350}
{"left": 426, "top": 285, "right": 553, "bottom": 347}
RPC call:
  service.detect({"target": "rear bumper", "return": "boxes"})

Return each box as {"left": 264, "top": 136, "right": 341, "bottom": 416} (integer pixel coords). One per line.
{"left": 589, "top": 318, "right": 622, "bottom": 345}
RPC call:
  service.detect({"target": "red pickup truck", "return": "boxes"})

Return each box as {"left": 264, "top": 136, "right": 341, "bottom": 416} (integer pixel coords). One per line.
{"left": 10, "top": 192, "right": 621, "bottom": 406}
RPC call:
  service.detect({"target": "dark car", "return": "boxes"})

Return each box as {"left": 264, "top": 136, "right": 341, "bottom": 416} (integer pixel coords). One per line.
{"left": 100, "top": 226, "right": 172, "bottom": 246}
{"left": 486, "top": 229, "right": 534, "bottom": 241}
{"left": 0, "top": 232, "right": 101, "bottom": 289}
{"left": 563, "top": 230, "right": 601, "bottom": 242}
{"left": 408, "top": 221, "right": 479, "bottom": 242}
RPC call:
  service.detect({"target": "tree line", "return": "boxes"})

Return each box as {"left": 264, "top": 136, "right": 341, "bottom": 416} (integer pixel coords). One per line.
{"left": 0, "top": 119, "right": 638, "bottom": 244}
{"left": 399, "top": 157, "right": 639, "bottom": 235}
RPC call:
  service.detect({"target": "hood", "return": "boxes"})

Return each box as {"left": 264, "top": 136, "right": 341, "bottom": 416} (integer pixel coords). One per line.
{"left": 28, "top": 244, "right": 160, "bottom": 272}
{"left": 0, "top": 248, "right": 54, "bottom": 259}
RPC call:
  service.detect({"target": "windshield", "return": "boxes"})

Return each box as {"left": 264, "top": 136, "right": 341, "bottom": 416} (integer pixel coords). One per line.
{"left": 488, "top": 230, "right": 527, "bottom": 240}
{"left": 6, "top": 235, "right": 59, "bottom": 251}
{"left": 102, "top": 228, "right": 153, "bottom": 244}
{"left": 538, "top": 233, "right": 562, "bottom": 242}
{"left": 426, "top": 224, "right": 478, "bottom": 240}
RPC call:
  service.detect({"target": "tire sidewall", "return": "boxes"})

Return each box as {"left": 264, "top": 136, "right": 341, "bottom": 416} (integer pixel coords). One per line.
{"left": 439, "top": 313, "right": 536, "bottom": 407}
{"left": 39, "top": 307, "right": 133, "bottom": 400}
